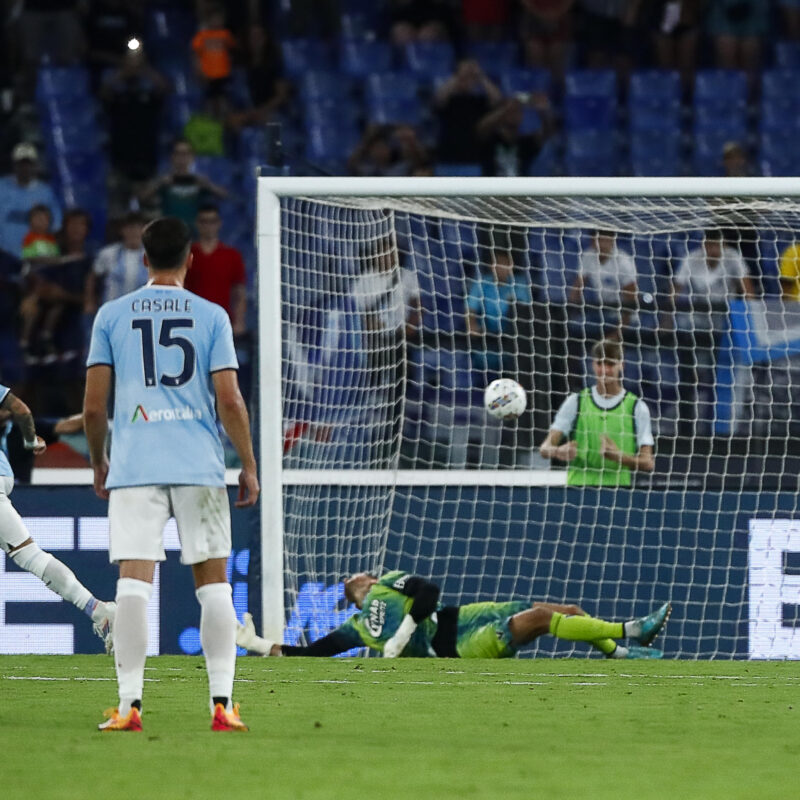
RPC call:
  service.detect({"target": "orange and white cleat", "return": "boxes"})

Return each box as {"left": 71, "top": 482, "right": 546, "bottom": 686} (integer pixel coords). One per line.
{"left": 98, "top": 706, "right": 142, "bottom": 732}
{"left": 211, "top": 702, "right": 248, "bottom": 732}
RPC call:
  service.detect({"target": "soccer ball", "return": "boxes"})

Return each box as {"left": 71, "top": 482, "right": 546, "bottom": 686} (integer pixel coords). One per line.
{"left": 484, "top": 378, "right": 526, "bottom": 420}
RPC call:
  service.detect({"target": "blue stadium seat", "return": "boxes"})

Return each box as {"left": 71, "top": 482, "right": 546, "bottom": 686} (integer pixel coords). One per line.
{"left": 304, "top": 97, "right": 362, "bottom": 128}
{"left": 464, "top": 41, "right": 519, "bottom": 78}
{"left": 194, "top": 156, "right": 237, "bottom": 191}
{"left": 281, "top": 39, "right": 334, "bottom": 78}
{"left": 300, "top": 71, "right": 356, "bottom": 101}
{"left": 364, "top": 72, "right": 420, "bottom": 102}
{"left": 628, "top": 70, "right": 681, "bottom": 131}
{"left": 694, "top": 70, "right": 747, "bottom": 111}
{"left": 563, "top": 70, "right": 617, "bottom": 130}
{"left": 760, "top": 70, "right": 800, "bottom": 129}
{"left": 630, "top": 130, "right": 682, "bottom": 176}
{"left": 434, "top": 163, "right": 481, "bottom": 177}
{"left": 366, "top": 96, "right": 422, "bottom": 125}
{"left": 775, "top": 40, "right": 800, "bottom": 68}
{"left": 36, "top": 66, "right": 90, "bottom": 102}
{"left": 305, "top": 123, "right": 360, "bottom": 168}
{"left": 339, "top": 39, "right": 393, "bottom": 77}
{"left": 500, "top": 68, "right": 552, "bottom": 99}
{"left": 539, "top": 232, "right": 581, "bottom": 304}
{"left": 404, "top": 41, "right": 455, "bottom": 80}
{"left": 564, "top": 130, "right": 619, "bottom": 176}
{"left": 759, "top": 130, "right": 800, "bottom": 176}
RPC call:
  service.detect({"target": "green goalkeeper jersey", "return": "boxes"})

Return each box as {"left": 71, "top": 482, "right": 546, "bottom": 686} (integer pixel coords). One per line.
{"left": 337, "top": 571, "right": 439, "bottom": 656}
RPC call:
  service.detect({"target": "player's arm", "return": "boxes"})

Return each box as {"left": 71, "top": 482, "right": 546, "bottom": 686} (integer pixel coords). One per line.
{"left": 212, "top": 369, "right": 259, "bottom": 507}
{"left": 236, "top": 613, "right": 360, "bottom": 657}
{"left": 83, "top": 365, "right": 112, "bottom": 499}
{"left": 539, "top": 429, "right": 577, "bottom": 462}
{"left": 600, "top": 438, "right": 654, "bottom": 472}
{"left": 383, "top": 574, "right": 440, "bottom": 658}
{"left": 0, "top": 392, "right": 46, "bottom": 454}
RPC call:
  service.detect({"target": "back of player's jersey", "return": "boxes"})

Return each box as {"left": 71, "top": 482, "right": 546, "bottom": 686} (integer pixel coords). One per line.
{"left": 0, "top": 383, "right": 13, "bottom": 478}
{"left": 86, "top": 285, "right": 238, "bottom": 489}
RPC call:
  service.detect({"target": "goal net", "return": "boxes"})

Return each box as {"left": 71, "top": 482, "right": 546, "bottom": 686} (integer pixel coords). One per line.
{"left": 257, "top": 177, "right": 800, "bottom": 659}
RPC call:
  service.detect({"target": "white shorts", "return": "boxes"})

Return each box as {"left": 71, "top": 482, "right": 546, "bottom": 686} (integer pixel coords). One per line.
{"left": 0, "top": 476, "right": 31, "bottom": 553}
{"left": 108, "top": 485, "right": 232, "bottom": 565}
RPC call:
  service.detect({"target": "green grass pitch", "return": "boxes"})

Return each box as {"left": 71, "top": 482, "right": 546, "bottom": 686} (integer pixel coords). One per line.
{"left": 1, "top": 656, "right": 797, "bottom": 800}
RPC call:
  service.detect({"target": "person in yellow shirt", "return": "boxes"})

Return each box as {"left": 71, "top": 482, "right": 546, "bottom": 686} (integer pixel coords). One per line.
{"left": 779, "top": 243, "right": 800, "bottom": 301}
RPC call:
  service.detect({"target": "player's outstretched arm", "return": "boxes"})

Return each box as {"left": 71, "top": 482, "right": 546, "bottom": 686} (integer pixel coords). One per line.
{"left": 212, "top": 370, "right": 259, "bottom": 507}
{"left": 236, "top": 613, "right": 361, "bottom": 657}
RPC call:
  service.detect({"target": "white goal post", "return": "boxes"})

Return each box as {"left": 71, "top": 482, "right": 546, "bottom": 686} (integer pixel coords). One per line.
{"left": 257, "top": 177, "right": 800, "bottom": 658}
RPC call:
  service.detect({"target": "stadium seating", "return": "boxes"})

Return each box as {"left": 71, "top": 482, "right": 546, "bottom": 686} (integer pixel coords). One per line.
{"left": 404, "top": 41, "right": 455, "bottom": 80}
{"left": 628, "top": 70, "right": 681, "bottom": 132}
{"left": 464, "top": 40, "right": 520, "bottom": 78}
{"left": 281, "top": 39, "right": 335, "bottom": 78}
{"left": 564, "top": 129, "right": 620, "bottom": 176}
{"left": 339, "top": 39, "right": 394, "bottom": 77}
{"left": 563, "top": 70, "right": 617, "bottom": 130}
{"left": 630, "top": 129, "right": 683, "bottom": 176}
{"left": 500, "top": 68, "right": 552, "bottom": 99}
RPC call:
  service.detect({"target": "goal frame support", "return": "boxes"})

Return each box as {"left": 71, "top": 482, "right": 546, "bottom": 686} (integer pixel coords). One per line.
{"left": 256, "top": 175, "right": 796, "bottom": 641}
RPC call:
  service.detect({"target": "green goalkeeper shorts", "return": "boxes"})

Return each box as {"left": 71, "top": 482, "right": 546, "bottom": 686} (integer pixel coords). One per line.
{"left": 455, "top": 601, "right": 529, "bottom": 658}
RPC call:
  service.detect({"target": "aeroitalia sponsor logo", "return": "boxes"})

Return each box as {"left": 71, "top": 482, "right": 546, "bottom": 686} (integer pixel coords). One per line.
{"left": 131, "top": 404, "right": 202, "bottom": 422}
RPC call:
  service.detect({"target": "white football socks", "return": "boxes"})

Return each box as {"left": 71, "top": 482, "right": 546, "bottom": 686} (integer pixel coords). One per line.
{"left": 114, "top": 577, "right": 152, "bottom": 715}
{"left": 196, "top": 582, "right": 237, "bottom": 710}
{"left": 11, "top": 541, "right": 93, "bottom": 610}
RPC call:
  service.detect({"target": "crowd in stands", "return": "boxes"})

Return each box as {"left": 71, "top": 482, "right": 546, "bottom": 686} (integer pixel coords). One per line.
{"left": 2, "top": 1, "right": 800, "bottom": 469}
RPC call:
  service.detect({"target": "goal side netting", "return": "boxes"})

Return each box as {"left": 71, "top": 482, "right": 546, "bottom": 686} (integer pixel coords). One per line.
{"left": 257, "top": 177, "right": 800, "bottom": 660}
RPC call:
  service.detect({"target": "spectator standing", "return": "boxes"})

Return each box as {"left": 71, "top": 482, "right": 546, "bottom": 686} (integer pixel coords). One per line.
{"left": 84, "top": 0, "right": 145, "bottom": 79}
{"left": 435, "top": 59, "right": 503, "bottom": 165}
{"left": 568, "top": 230, "right": 638, "bottom": 389}
{"left": 85, "top": 211, "right": 147, "bottom": 312}
{"left": 467, "top": 247, "right": 535, "bottom": 460}
{"left": 227, "top": 25, "right": 289, "bottom": 131}
{"left": 671, "top": 228, "right": 755, "bottom": 431}
{"left": 705, "top": 0, "right": 769, "bottom": 85}
{"left": 192, "top": 4, "right": 237, "bottom": 99}
{"left": 540, "top": 338, "right": 655, "bottom": 487}
{"left": 0, "top": 143, "right": 62, "bottom": 257}
{"left": 100, "top": 46, "right": 168, "bottom": 211}
{"left": 519, "top": 0, "right": 575, "bottom": 85}
{"left": 139, "top": 138, "right": 228, "bottom": 231}
{"left": 186, "top": 205, "right": 247, "bottom": 336}
{"left": 477, "top": 95, "right": 553, "bottom": 177}
{"left": 350, "top": 235, "right": 421, "bottom": 462}
{"left": 462, "top": 0, "right": 512, "bottom": 40}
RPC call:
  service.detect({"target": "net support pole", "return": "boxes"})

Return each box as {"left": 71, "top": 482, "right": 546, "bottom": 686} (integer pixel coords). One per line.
{"left": 257, "top": 179, "right": 285, "bottom": 641}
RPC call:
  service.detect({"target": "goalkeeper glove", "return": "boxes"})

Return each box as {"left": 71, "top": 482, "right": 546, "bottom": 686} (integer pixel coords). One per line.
{"left": 236, "top": 612, "right": 277, "bottom": 656}
{"left": 383, "top": 614, "right": 417, "bottom": 658}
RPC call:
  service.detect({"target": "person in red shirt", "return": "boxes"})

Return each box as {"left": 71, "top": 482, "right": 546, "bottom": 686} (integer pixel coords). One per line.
{"left": 186, "top": 204, "right": 247, "bottom": 335}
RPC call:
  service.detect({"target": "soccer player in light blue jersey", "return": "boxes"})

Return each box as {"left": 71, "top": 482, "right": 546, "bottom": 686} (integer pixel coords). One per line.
{"left": 237, "top": 571, "right": 671, "bottom": 660}
{"left": 0, "top": 385, "right": 115, "bottom": 650}
{"left": 84, "top": 217, "right": 259, "bottom": 732}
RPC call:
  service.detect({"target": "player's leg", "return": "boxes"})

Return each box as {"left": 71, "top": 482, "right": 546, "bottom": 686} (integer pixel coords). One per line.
{"left": 0, "top": 477, "right": 115, "bottom": 649}
{"left": 510, "top": 601, "right": 671, "bottom": 650}
{"left": 99, "top": 486, "right": 170, "bottom": 731}
{"left": 173, "top": 486, "right": 247, "bottom": 731}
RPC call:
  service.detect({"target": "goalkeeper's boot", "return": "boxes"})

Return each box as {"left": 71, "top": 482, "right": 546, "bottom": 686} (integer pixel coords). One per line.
{"left": 91, "top": 601, "right": 116, "bottom": 654}
{"left": 623, "top": 645, "right": 663, "bottom": 659}
{"left": 98, "top": 706, "right": 142, "bottom": 732}
{"left": 212, "top": 702, "right": 249, "bottom": 732}
{"left": 633, "top": 602, "right": 672, "bottom": 646}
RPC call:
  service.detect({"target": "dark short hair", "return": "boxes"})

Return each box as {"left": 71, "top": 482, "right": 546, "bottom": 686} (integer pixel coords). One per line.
{"left": 171, "top": 136, "right": 193, "bottom": 153}
{"left": 142, "top": 217, "right": 191, "bottom": 270}
{"left": 27, "top": 203, "right": 52, "bottom": 222}
{"left": 121, "top": 210, "right": 144, "bottom": 227}
{"left": 592, "top": 229, "right": 616, "bottom": 239}
{"left": 196, "top": 203, "right": 220, "bottom": 217}
{"left": 591, "top": 339, "right": 623, "bottom": 363}
{"left": 704, "top": 228, "right": 724, "bottom": 241}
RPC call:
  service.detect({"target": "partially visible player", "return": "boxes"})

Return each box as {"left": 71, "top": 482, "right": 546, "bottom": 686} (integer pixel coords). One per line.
{"left": 237, "top": 570, "right": 670, "bottom": 660}
{"left": 84, "top": 216, "right": 259, "bottom": 732}
{"left": 0, "top": 386, "right": 115, "bottom": 650}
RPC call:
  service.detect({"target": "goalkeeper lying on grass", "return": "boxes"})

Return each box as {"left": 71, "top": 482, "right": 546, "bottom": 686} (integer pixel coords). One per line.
{"left": 237, "top": 571, "right": 670, "bottom": 659}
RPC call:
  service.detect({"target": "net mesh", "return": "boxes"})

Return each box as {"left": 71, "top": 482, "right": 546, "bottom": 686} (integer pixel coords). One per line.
{"left": 273, "top": 191, "right": 800, "bottom": 659}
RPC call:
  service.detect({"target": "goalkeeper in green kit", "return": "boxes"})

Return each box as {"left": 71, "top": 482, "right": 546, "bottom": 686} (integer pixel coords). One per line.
{"left": 236, "top": 571, "right": 670, "bottom": 660}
